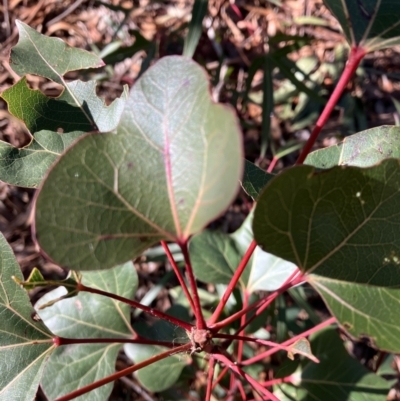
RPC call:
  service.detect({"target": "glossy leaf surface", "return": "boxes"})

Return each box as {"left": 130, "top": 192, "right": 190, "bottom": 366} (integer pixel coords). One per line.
{"left": 35, "top": 56, "right": 243, "bottom": 270}
{"left": 0, "top": 233, "right": 54, "bottom": 401}
{"left": 254, "top": 159, "right": 400, "bottom": 351}
{"left": 323, "top": 0, "right": 400, "bottom": 51}
{"left": 305, "top": 126, "right": 400, "bottom": 169}
{"left": 38, "top": 262, "right": 137, "bottom": 401}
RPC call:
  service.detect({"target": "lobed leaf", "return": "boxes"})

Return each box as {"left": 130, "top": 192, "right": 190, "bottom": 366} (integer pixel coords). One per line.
{"left": 253, "top": 159, "right": 400, "bottom": 351}
{"left": 38, "top": 262, "right": 137, "bottom": 401}
{"left": 10, "top": 21, "right": 104, "bottom": 83}
{"left": 34, "top": 56, "right": 243, "bottom": 270}
{"left": 0, "top": 233, "right": 54, "bottom": 401}
{"left": 323, "top": 0, "right": 400, "bottom": 52}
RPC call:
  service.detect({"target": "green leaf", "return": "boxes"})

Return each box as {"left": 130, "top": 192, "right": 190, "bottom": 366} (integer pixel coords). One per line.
{"left": 1, "top": 78, "right": 128, "bottom": 134}
{"left": 0, "top": 232, "right": 54, "bottom": 401}
{"left": 125, "top": 343, "right": 188, "bottom": 392}
{"left": 38, "top": 262, "right": 137, "bottom": 401}
{"left": 305, "top": 126, "right": 400, "bottom": 169}
{"left": 253, "top": 159, "right": 400, "bottom": 351}
{"left": 309, "top": 277, "right": 400, "bottom": 352}
{"left": 11, "top": 20, "right": 104, "bottom": 83}
{"left": 34, "top": 56, "right": 243, "bottom": 270}
{"left": 183, "top": 0, "right": 209, "bottom": 58}
{"left": 323, "top": 0, "right": 400, "bottom": 51}
{"left": 0, "top": 130, "right": 84, "bottom": 188}
{"left": 241, "top": 160, "right": 274, "bottom": 199}
{"left": 279, "top": 327, "right": 390, "bottom": 400}
{"left": 190, "top": 212, "right": 296, "bottom": 292}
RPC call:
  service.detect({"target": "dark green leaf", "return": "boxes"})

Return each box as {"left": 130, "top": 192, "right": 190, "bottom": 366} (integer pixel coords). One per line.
{"left": 305, "top": 126, "right": 400, "bottom": 169}
{"left": 38, "top": 262, "right": 137, "bottom": 401}
{"left": 35, "top": 56, "right": 243, "bottom": 270}
{"left": 0, "top": 233, "right": 54, "bottom": 401}
{"left": 241, "top": 160, "right": 274, "bottom": 199}
{"left": 190, "top": 212, "right": 296, "bottom": 292}
{"left": 253, "top": 159, "right": 400, "bottom": 351}
{"left": 323, "top": 0, "right": 400, "bottom": 51}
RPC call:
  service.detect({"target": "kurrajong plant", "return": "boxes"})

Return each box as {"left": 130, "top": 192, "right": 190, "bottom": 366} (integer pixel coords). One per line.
{"left": 2, "top": 1, "right": 400, "bottom": 400}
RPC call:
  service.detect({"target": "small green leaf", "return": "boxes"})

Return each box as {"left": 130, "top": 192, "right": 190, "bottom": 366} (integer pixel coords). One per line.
{"left": 0, "top": 130, "right": 84, "bottom": 188}
{"left": 35, "top": 56, "right": 243, "bottom": 270}
{"left": 38, "top": 262, "right": 137, "bottom": 401}
{"left": 0, "top": 233, "right": 54, "bottom": 401}
{"left": 323, "top": 0, "right": 400, "bottom": 51}
{"left": 11, "top": 20, "right": 104, "bottom": 83}
{"left": 241, "top": 160, "right": 274, "bottom": 199}
{"left": 190, "top": 212, "right": 296, "bottom": 292}
{"left": 305, "top": 126, "right": 400, "bottom": 169}
{"left": 125, "top": 343, "right": 188, "bottom": 392}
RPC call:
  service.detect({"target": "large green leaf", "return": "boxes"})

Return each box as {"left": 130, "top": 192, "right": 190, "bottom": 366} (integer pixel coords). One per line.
{"left": 305, "top": 126, "right": 400, "bottom": 169}
{"left": 38, "top": 262, "right": 137, "bottom": 401}
{"left": 253, "top": 159, "right": 400, "bottom": 351}
{"left": 0, "top": 233, "right": 54, "bottom": 401}
{"left": 34, "top": 56, "right": 243, "bottom": 270}
{"left": 0, "top": 130, "right": 83, "bottom": 188}
{"left": 323, "top": 0, "right": 400, "bottom": 51}
{"left": 190, "top": 212, "right": 296, "bottom": 292}
{"left": 274, "top": 327, "right": 390, "bottom": 400}
{"left": 10, "top": 20, "right": 103, "bottom": 82}
{"left": 124, "top": 343, "right": 188, "bottom": 392}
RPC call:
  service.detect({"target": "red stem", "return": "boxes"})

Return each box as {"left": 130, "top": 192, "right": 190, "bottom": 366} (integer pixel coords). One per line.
{"left": 213, "top": 353, "right": 280, "bottom": 401}
{"left": 237, "top": 290, "right": 249, "bottom": 363}
{"left": 180, "top": 240, "right": 207, "bottom": 329}
{"left": 79, "top": 283, "right": 193, "bottom": 331}
{"left": 210, "top": 270, "right": 303, "bottom": 332}
{"left": 54, "top": 336, "right": 182, "bottom": 348}
{"left": 212, "top": 365, "right": 229, "bottom": 390}
{"left": 54, "top": 343, "right": 191, "bottom": 401}
{"left": 261, "top": 376, "right": 293, "bottom": 387}
{"left": 295, "top": 46, "right": 366, "bottom": 165}
{"left": 208, "top": 240, "right": 257, "bottom": 325}
{"left": 241, "top": 316, "right": 336, "bottom": 366}
{"left": 205, "top": 356, "right": 216, "bottom": 401}
{"left": 161, "top": 240, "right": 196, "bottom": 312}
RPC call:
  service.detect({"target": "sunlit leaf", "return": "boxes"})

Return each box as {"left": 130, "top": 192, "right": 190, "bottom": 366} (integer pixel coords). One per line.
{"left": 34, "top": 56, "right": 243, "bottom": 270}
{"left": 323, "top": 0, "right": 400, "bottom": 51}
{"left": 38, "top": 262, "right": 137, "bottom": 401}
{"left": 305, "top": 126, "right": 400, "bottom": 169}
{"left": 10, "top": 20, "right": 103, "bottom": 82}
{"left": 0, "top": 233, "right": 54, "bottom": 401}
